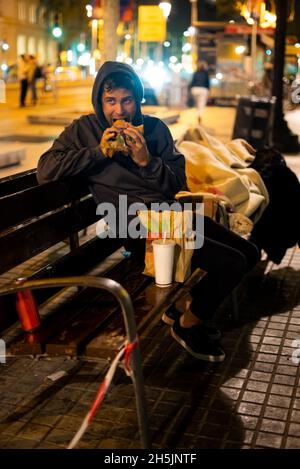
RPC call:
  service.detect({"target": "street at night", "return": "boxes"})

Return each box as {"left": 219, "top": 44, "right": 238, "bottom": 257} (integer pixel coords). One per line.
{"left": 0, "top": 0, "right": 300, "bottom": 459}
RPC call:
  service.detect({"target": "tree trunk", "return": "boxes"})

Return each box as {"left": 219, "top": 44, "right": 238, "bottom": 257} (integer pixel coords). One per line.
{"left": 103, "top": 0, "right": 120, "bottom": 63}
{"left": 272, "top": 0, "right": 299, "bottom": 153}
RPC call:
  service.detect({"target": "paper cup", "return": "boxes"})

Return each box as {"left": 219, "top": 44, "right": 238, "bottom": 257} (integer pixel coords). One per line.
{"left": 152, "top": 239, "right": 175, "bottom": 287}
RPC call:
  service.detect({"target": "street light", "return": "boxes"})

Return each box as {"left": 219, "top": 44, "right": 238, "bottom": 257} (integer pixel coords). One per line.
{"left": 159, "top": 2, "right": 171, "bottom": 19}
{"left": 52, "top": 26, "right": 62, "bottom": 38}
{"left": 189, "top": 0, "right": 198, "bottom": 69}
{"left": 158, "top": 2, "right": 171, "bottom": 62}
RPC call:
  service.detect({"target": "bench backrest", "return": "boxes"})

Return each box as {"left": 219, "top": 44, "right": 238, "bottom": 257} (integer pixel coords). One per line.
{"left": 0, "top": 169, "right": 98, "bottom": 275}
{"left": 0, "top": 169, "right": 124, "bottom": 331}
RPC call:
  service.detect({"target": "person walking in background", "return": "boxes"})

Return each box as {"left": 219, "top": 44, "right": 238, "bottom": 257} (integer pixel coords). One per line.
{"left": 28, "top": 55, "right": 38, "bottom": 105}
{"left": 189, "top": 61, "right": 210, "bottom": 124}
{"left": 261, "top": 63, "right": 273, "bottom": 97}
{"left": 17, "top": 54, "right": 29, "bottom": 107}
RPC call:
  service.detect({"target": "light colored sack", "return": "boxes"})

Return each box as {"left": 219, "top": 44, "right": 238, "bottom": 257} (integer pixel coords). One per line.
{"left": 138, "top": 210, "right": 194, "bottom": 283}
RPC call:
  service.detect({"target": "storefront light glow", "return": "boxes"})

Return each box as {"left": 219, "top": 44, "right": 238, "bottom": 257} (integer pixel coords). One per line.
{"left": 67, "top": 50, "right": 73, "bottom": 62}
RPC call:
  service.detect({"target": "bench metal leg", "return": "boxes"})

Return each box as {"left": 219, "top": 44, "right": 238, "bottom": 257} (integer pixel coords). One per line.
{"left": 0, "top": 276, "right": 151, "bottom": 449}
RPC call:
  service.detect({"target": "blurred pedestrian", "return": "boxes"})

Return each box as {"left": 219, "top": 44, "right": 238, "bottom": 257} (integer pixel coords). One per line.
{"left": 189, "top": 61, "right": 210, "bottom": 124}
{"left": 261, "top": 63, "right": 273, "bottom": 97}
{"left": 17, "top": 54, "right": 29, "bottom": 107}
{"left": 42, "top": 63, "right": 53, "bottom": 92}
{"left": 28, "top": 55, "right": 38, "bottom": 105}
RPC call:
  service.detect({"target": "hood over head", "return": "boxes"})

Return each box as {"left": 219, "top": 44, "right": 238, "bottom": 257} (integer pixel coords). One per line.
{"left": 92, "top": 61, "right": 144, "bottom": 130}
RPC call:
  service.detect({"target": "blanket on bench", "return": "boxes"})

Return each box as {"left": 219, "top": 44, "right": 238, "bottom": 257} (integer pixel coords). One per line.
{"left": 176, "top": 126, "right": 269, "bottom": 226}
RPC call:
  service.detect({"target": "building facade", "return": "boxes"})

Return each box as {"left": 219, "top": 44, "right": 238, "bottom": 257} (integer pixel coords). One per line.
{"left": 0, "top": 0, "right": 57, "bottom": 75}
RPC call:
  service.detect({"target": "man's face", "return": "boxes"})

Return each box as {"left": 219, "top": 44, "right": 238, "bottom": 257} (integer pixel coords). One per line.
{"left": 102, "top": 87, "right": 136, "bottom": 126}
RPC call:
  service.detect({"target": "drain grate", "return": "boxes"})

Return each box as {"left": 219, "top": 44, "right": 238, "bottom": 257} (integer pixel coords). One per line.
{"left": 0, "top": 135, "right": 55, "bottom": 143}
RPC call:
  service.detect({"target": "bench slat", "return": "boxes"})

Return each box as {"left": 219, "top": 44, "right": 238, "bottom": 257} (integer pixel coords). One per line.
{"left": 0, "top": 169, "right": 37, "bottom": 198}
{"left": 0, "top": 197, "right": 98, "bottom": 274}
{"left": 85, "top": 269, "right": 205, "bottom": 358}
{"left": 0, "top": 181, "right": 91, "bottom": 232}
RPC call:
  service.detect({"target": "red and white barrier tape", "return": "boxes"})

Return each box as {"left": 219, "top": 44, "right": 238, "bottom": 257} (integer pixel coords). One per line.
{"left": 68, "top": 338, "right": 138, "bottom": 449}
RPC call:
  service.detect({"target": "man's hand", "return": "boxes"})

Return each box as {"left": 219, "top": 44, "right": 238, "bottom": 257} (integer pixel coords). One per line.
{"left": 99, "top": 127, "right": 117, "bottom": 157}
{"left": 123, "top": 127, "right": 150, "bottom": 167}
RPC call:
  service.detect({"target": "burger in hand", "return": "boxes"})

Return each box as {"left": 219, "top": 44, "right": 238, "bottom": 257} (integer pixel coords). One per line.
{"left": 105, "top": 119, "right": 144, "bottom": 158}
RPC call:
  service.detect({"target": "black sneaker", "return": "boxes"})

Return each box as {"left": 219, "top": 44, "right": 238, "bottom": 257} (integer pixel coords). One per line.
{"left": 171, "top": 320, "right": 226, "bottom": 362}
{"left": 162, "top": 306, "right": 222, "bottom": 341}
{"left": 161, "top": 306, "right": 181, "bottom": 326}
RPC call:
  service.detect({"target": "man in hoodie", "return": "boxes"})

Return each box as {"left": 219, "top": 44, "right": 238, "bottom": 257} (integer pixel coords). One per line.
{"left": 37, "top": 61, "right": 259, "bottom": 363}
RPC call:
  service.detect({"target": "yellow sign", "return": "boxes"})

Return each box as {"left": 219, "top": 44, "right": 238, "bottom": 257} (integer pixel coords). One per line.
{"left": 138, "top": 6, "right": 166, "bottom": 42}
{"left": 286, "top": 45, "right": 300, "bottom": 56}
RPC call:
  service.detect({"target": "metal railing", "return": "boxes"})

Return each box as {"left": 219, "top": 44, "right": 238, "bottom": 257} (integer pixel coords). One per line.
{"left": 0, "top": 276, "right": 150, "bottom": 448}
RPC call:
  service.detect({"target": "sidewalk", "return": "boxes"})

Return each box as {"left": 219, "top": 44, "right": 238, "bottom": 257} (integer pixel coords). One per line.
{"left": 0, "top": 244, "right": 299, "bottom": 449}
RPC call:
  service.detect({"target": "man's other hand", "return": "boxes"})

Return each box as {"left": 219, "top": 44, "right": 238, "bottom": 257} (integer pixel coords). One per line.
{"left": 123, "top": 127, "right": 150, "bottom": 167}
{"left": 99, "top": 127, "right": 117, "bottom": 157}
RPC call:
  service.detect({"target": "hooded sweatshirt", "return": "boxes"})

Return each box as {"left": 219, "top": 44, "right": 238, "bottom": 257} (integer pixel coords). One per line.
{"left": 37, "top": 61, "right": 186, "bottom": 209}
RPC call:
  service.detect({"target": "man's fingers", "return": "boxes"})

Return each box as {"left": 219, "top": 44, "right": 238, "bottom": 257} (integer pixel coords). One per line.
{"left": 124, "top": 128, "right": 143, "bottom": 145}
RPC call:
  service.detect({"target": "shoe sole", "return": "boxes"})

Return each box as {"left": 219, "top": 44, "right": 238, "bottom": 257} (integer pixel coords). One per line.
{"left": 171, "top": 329, "right": 225, "bottom": 363}
{"left": 161, "top": 312, "right": 176, "bottom": 326}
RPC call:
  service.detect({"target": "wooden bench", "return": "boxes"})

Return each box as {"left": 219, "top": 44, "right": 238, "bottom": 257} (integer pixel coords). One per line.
{"left": 0, "top": 169, "right": 208, "bottom": 359}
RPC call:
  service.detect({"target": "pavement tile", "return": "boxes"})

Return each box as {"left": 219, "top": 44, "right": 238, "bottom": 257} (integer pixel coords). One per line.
{"left": 1, "top": 420, "right": 27, "bottom": 436}
{"left": 44, "top": 427, "right": 73, "bottom": 447}
{"left": 249, "top": 371, "right": 272, "bottom": 382}
{"left": 264, "top": 406, "right": 289, "bottom": 421}
{"left": 273, "top": 374, "right": 296, "bottom": 386}
{"left": 238, "top": 415, "right": 258, "bottom": 430}
{"left": 222, "top": 377, "right": 245, "bottom": 389}
{"left": 196, "top": 437, "right": 223, "bottom": 449}
{"left": 293, "top": 399, "right": 300, "bottom": 410}
{"left": 245, "top": 380, "right": 269, "bottom": 393}
{"left": 253, "top": 362, "right": 275, "bottom": 373}
{"left": 259, "top": 419, "right": 286, "bottom": 434}
{"left": 98, "top": 438, "right": 136, "bottom": 449}
{"left": 226, "top": 428, "right": 254, "bottom": 445}
{"left": 0, "top": 435, "right": 12, "bottom": 449}
{"left": 30, "top": 412, "right": 61, "bottom": 427}
{"left": 270, "top": 383, "right": 294, "bottom": 396}
{"left": 56, "top": 415, "right": 84, "bottom": 432}
{"left": 276, "top": 364, "right": 298, "bottom": 376}
{"left": 3, "top": 436, "right": 39, "bottom": 449}
{"left": 256, "top": 353, "right": 277, "bottom": 363}
{"left": 267, "top": 395, "right": 292, "bottom": 408}
{"left": 204, "top": 410, "right": 232, "bottom": 426}
{"left": 285, "top": 437, "right": 300, "bottom": 449}
{"left": 288, "top": 422, "right": 300, "bottom": 436}
{"left": 237, "top": 402, "right": 262, "bottom": 417}
{"left": 262, "top": 337, "right": 282, "bottom": 345}
{"left": 255, "top": 432, "right": 283, "bottom": 448}
{"left": 17, "top": 422, "right": 50, "bottom": 441}
{"left": 219, "top": 387, "right": 241, "bottom": 400}
{"left": 259, "top": 344, "right": 280, "bottom": 354}
{"left": 290, "top": 409, "right": 300, "bottom": 422}
{"left": 242, "top": 391, "right": 267, "bottom": 404}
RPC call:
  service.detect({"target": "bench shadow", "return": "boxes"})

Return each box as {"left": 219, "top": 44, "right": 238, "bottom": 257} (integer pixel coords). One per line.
{"left": 126, "top": 263, "right": 300, "bottom": 448}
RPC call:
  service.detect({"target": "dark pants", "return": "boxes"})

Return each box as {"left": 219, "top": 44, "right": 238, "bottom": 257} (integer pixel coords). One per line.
{"left": 189, "top": 216, "right": 260, "bottom": 320}
{"left": 20, "top": 79, "right": 28, "bottom": 106}
{"left": 124, "top": 216, "right": 260, "bottom": 321}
